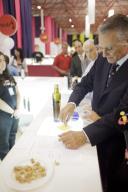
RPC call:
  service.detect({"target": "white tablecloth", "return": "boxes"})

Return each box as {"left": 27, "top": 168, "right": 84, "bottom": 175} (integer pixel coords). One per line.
{"left": 0, "top": 77, "right": 102, "bottom": 192}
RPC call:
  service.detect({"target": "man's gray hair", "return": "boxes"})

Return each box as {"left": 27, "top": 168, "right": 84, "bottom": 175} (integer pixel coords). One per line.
{"left": 98, "top": 14, "right": 128, "bottom": 40}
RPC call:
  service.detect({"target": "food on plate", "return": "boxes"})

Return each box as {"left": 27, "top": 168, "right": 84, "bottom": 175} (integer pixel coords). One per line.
{"left": 13, "top": 158, "right": 46, "bottom": 183}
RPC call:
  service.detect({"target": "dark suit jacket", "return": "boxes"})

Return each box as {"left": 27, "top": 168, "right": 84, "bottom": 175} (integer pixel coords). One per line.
{"left": 68, "top": 54, "right": 128, "bottom": 191}
{"left": 70, "top": 54, "right": 82, "bottom": 77}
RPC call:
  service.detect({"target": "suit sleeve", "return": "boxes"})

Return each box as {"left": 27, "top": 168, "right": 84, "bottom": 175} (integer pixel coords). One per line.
{"left": 84, "top": 87, "right": 128, "bottom": 146}
{"left": 70, "top": 57, "right": 76, "bottom": 77}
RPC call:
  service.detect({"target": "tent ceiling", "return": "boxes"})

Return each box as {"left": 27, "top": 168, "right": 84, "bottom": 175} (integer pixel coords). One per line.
{"left": 32, "top": 0, "right": 128, "bottom": 34}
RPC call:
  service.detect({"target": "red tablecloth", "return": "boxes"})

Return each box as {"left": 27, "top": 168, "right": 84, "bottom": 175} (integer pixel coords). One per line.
{"left": 27, "top": 65, "right": 60, "bottom": 76}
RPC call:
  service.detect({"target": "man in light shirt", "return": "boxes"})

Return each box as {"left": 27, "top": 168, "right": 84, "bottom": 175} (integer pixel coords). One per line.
{"left": 82, "top": 39, "right": 98, "bottom": 77}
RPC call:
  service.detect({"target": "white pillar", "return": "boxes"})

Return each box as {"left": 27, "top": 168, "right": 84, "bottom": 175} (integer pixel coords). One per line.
{"left": 40, "top": 9, "right": 45, "bottom": 32}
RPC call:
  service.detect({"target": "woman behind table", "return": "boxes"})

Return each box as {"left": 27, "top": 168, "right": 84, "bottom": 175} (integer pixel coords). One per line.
{"left": 13, "top": 48, "right": 28, "bottom": 76}
{"left": 0, "top": 52, "right": 20, "bottom": 160}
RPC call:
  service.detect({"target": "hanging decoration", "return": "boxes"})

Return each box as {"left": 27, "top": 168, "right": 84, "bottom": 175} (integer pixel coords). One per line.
{"left": 0, "top": 32, "right": 14, "bottom": 57}
{"left": 72, "top": 34, "right": 77, "bottom": 42}
{"left": 79, "top": 33, "right": 85, "bottom": 43}
{"left": 40, "top": 32, "right": 48, "bottom": 43}
{"left": 89, "top": 33, "right": 93, "bottom": 40}
{"left": 0, "top": 14, "right": 17, "bottom": 36}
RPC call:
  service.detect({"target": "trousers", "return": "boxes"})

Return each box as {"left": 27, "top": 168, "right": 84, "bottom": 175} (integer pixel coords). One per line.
{"left": 0, "top": 110, "right": 19, "bottom": 160}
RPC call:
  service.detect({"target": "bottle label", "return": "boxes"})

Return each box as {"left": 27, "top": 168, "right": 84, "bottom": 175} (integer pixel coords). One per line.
{"left": 53, "top": 99, "right": 60, "bottom": 121}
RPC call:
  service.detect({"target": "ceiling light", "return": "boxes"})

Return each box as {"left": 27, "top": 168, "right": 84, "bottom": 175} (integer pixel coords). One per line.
{"left": 108, "top": 9, "right": 114, "bottom": 17}
{"left": 85, "top": 15, "right": 90, "bottom": 38}
{"left": 88, "top": 0, "right": 95, "bottom": 24}
{"left": 71, "top": 24, "right": 74, "bottom": 28}
{"left": 69, "top": 18, "right": 72, "bottom": 23}
{"left": 37, "top": 5, "right": 41, "bottom": 9}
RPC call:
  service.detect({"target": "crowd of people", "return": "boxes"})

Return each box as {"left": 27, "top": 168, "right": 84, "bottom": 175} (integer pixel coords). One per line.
{"left": 52, "top": 38, "right": 99, "bottom": 78}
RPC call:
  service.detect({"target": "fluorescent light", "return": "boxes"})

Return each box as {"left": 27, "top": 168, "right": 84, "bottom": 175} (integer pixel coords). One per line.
{"left": 37, "top": 5, "right": 41, "bottom": 9}
{"left": 88, "top": 0, "right": 95, "bottom": 24}
{"left": 108, "top": 9, "right": 114, "bottom": 17}
{"left": 69, "top": 18, "right": 72, "bottom": 23}
{"left": 85, "top": 15, "right": 90, "bottom": 38}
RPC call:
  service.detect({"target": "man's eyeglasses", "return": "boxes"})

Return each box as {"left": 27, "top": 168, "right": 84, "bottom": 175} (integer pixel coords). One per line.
{"left": 99, "top": 46, "right": 113, "bottom": 53}
{"left": 99, "top": 42, "right": 128, "bottom": 53}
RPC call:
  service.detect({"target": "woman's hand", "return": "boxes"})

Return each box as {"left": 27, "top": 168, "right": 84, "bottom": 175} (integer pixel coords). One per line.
{"left": 12, "top": 109, "right": 20, "bottom": 119}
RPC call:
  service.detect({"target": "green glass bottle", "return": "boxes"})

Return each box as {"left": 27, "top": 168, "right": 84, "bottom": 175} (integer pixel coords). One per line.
{"left": 53, "top": 84, "right": 61, "bottom": 121}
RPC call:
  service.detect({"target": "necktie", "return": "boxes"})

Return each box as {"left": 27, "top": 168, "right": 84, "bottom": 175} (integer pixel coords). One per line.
{"left": 106, "top": 64, "right": 119, "bottom": 87}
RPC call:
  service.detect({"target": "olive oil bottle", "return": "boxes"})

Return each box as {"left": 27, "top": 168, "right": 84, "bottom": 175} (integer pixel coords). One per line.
{"left": 53, "top": 84, "right": 61, "bottom": 121}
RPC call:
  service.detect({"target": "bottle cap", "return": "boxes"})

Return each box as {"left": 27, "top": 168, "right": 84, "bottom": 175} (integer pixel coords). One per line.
{"left": 72, "top": 111, "right": 79, "bottom": 120}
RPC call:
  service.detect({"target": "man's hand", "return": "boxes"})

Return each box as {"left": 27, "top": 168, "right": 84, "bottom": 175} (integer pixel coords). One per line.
{"left": 59, "top": 103, "right": 76, "bottom": 124}
{"left": 58, "top": 131, "right": 87, "bottom": 149}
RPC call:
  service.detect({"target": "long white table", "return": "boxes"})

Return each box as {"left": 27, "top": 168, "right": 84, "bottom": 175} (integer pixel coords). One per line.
{"left": 0, "top": 77, "right": 102, "bottom": 192}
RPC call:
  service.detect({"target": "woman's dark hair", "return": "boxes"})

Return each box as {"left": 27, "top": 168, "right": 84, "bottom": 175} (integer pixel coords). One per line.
{"left": 0, "top": 52, "right": 16, "bottom": 85}
{"left": 14, "top": 48, "right": 24, "bottom": 62}
{"left": 4, "top": 55, "right": 9, "bottom": 64}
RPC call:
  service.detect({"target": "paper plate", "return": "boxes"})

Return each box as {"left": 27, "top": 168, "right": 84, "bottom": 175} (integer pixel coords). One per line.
{"left": 2, "top": 157, "right": 53, "bottom": 191}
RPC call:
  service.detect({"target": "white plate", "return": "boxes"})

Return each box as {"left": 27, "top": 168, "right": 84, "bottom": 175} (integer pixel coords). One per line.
{"left": 2, "top": 157, "right": 54, "bottom": 191}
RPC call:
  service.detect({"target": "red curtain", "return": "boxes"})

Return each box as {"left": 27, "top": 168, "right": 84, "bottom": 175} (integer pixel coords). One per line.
{"left": 44, "top": 16, "right": 52, "bottom": 54}
{"left": 0, "top": 0, "right": 4, "bottom": 16}
{"left": 15, "top": 0, "right": 22, "bottom": 48}
{"left": 32, "top": 17, "right": 35, "bottom": 52}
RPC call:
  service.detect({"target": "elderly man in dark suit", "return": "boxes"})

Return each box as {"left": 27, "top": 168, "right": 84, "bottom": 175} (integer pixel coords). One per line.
{"left": 59, "top": 14, "right": 128, "bottom": 192}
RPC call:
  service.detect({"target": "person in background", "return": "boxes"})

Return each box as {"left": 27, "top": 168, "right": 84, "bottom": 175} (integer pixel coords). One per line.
{"left": 59, "top": 14, "right": 128, "bottom": 192}
{"left": 0, "top": 52, "right": 20, "bottom": 160}
{"left": 70, "top": 40, "right": 90, "bottom": 77}
{"left": 52, "top": 42, "right": 72, "bottom": 76}
{"left": 12, "top": 48, "right": 28, "bottom": 76}
{"left": 5, "top": 55, "right": 19, "bottom": 76}
{"left": 69, "top": 46, "right": 76, "bottom": 57}
{"left": 82, "top": 39, "right": 98, "bottom": 76}
{"left": 32, "top": 44, "right": 44, "bottom": 63}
